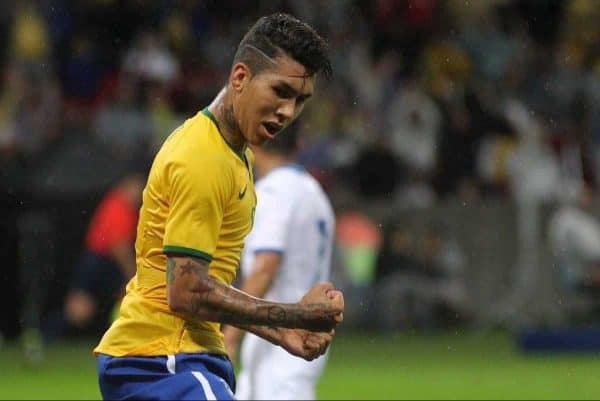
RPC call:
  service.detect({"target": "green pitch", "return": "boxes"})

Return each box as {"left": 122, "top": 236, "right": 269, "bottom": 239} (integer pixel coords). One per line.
{"left": 0, "top": 330, "right": 599, "bottom": 400}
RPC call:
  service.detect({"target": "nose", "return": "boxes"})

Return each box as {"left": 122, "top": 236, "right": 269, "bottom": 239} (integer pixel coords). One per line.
{"left": 275, "top": 99, "right": 295, "bottom": 122}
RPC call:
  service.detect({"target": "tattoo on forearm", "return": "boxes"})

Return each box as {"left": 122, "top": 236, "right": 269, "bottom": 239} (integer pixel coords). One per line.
{"left": 168, "top": 256, "right": 337, "bottom": 330}
{"left": 267, "top": 306, "right": 286, "bottom": 323}
{"left": 235, "top": 323, "right": 282, "bottom": 345}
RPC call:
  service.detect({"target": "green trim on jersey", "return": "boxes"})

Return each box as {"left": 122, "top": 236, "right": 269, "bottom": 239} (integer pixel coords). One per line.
{"left": 163, "top": 245, "right": 213, "bottom": 263}
{"left": 201, "top": 107, "right": 248, "bottom": 164}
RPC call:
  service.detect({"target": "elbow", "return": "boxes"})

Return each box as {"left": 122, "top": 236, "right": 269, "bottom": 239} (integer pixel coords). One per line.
{"left": 166, "top": 283, "right": 212, "bottom": 319}
{"left": 167, "top": 284, "right": 187, "bottom": 315}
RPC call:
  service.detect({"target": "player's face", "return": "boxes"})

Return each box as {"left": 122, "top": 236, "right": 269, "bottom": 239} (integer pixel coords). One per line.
{"left": 234, "top": 55, "right": 315, "bottom": 146}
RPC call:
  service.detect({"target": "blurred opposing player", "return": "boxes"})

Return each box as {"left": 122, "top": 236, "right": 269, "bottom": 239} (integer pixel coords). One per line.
{"left": 93, "top": 13, "right": 344, "bottom": 401}
{"left": 223, "top": 122, "right": 336, "bottom": 400}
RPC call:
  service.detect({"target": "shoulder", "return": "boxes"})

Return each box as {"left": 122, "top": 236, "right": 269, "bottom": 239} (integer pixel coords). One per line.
{"left": 157, "top": 115, "right": 233, "bottom": 176}
{"left": 257, "top": 165, "right": 328, "bottom": 208}
{"left": 161, "top": 112, "right": 216, "bottom": 156}
{"left": 257, "top": 166, "right": 302, "bottom": 196}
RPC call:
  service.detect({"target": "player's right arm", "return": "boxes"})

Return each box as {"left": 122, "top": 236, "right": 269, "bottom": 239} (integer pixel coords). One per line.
{"left": 166, "top": 254, "right": 343, "bottom": 332}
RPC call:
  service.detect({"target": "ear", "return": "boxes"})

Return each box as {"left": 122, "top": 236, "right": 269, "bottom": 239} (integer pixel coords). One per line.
{"left": 230, "top": 62, "right": 251, "bottom": 92}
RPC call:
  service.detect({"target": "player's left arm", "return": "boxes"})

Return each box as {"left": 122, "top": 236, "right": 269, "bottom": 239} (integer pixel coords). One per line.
{"left": 223, "top": 251, "right": 282, "bottom": 359}
{"left": 221, "top": 254, "right": 337, "bottom": 362}
{"left": 232, "top": 322, "right": 334, "bottom": 362}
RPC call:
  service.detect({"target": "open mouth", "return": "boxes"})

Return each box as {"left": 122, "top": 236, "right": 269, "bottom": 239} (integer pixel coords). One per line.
{"left": 263, "top": 122, "right": 282, "bottom": 138}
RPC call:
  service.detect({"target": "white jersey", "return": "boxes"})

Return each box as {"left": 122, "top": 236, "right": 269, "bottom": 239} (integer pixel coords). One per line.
{"left": 241, "top": 164, "right": 335, "bottom": 302}
{"left": 236, "top": 164, "right": 335, "bottom": 400}
{"left": 548, "top": 205, "right": 600, "bottom": 284}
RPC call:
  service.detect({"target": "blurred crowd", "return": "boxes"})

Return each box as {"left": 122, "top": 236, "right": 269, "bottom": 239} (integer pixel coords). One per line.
{"left": 3, "top": 0, "right": 600, "bottom": 340}
{"left": 1, "top": 0, "right": 600, "bottom": 204}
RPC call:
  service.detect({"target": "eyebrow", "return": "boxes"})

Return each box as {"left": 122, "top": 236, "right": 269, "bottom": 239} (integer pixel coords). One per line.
{"left": 275, "top": 80, "right": 313, "bottom": 99}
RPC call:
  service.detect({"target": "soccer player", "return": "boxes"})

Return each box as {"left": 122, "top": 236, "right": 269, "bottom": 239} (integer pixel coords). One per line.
{"left": 223, "top": 121, "right": 336, "bottom": 400}
{"left": 94, "top": 13, "right": 344, "bottom": 401}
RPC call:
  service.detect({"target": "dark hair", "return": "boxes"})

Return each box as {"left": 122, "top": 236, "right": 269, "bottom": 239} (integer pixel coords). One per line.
{"left": 261, "top": 120, "right": 301, "bottom": 156}
{"left": 233, "top": 13, "right": 332, "bottom": 79}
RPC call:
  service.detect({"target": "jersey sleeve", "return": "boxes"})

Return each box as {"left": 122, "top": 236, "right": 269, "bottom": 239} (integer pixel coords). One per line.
{"left": 246, "top": 185, "right": 294, "bottom": 254}
{"left": 163, "top": 156, "right": 234, "bottom": 262}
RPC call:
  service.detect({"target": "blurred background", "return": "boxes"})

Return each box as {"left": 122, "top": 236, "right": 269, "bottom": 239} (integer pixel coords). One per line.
{"left": 2, "top": 0, "right": 600, "bottom": 399}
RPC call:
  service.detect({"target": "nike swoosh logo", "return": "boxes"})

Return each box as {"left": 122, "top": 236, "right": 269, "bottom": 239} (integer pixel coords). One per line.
{"left": 238, "top": 185, "right": 247, "bottom": 200}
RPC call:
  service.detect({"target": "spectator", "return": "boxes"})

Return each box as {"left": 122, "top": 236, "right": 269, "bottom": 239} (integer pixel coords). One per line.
{"left": 504, "top": 99, "right": 561, "bottom": 203}
{"left": 62, "top": 33, "right": 103, "bottom": 103}
{"left": 385, "top": 72, "right": 440, "bottom": 208}
{"left": 351, "top": 135, "right": 401, "bottom": 199}
{"left": 386, "top": 73, "right": 441, "bottom": 178}
{"left": 374, "top": 221, "right": 470, "bottom": 331}
{"left": 123, "top": 30, "right": 179, "bottom": 85}
{"left": 374, "top": 223, "right": 421, "bottom": 284}
{"left": 548, "top": 184, "right": 600, "bottom": 294}
{"left": 92, "top": 74, "right": 154, "bottom": 159}
{"left": 45, "top": 168, "right": 145, "bottom": 340}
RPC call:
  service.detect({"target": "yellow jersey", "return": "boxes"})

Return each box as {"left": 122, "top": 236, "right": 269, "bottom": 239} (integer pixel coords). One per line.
{"left": 94, "top": 108, "right": 256, "bottom": 357}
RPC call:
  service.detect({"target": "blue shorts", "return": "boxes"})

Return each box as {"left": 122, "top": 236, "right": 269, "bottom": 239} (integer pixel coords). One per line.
{"left": 97, "top": 353, "right": 236, "bottom": 400}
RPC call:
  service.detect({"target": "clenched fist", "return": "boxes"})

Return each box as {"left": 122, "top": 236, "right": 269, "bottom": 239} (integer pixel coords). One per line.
{"left": 298, "top": 282, "right": 345, "bottom": 332}
{"left": 279, "top": 328, "right": 335, "bottom": 361}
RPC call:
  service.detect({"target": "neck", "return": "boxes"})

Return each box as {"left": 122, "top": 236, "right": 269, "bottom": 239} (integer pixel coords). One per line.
{"left": 255, "top": 153, "right": 290, "bottom": 179}
{"left": 207, "top": 87, "right": 246, "bottom": 153}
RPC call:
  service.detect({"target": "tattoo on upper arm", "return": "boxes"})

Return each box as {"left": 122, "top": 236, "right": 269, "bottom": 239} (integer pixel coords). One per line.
{"left": 179, "top": 260, "right": 197, "bottom": 276}
{"left": 167, "top": 256, "right": 207, "bottom": 285}
{"left": 167, "top": 257, "right": 176, "bottom": 284}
